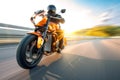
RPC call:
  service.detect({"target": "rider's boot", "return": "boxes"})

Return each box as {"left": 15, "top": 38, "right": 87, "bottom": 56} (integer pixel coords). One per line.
{"left": 57, "top": 48, "right": 61, "bottom": 53}
{"left": 51, "top": 42, "right": 56, "bottom": 52}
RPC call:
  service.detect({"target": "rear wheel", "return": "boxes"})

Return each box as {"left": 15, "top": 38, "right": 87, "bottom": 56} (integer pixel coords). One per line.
{"left": 16, "top": 34, "right": 43, "bottom": 69}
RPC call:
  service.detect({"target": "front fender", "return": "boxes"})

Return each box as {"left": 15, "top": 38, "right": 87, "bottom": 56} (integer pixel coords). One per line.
{"left": 27, "top": 32, "right": 44, "bottom": 48}
{"left": 27, "top": 32, "right": 41, "bottom": 37}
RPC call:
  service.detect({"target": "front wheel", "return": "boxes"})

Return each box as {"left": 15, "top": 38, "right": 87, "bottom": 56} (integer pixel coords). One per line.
{"left": 16, "top": 34, "right": 43, "bottom": 69}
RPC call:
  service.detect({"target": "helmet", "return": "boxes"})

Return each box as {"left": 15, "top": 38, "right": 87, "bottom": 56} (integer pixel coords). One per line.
{"left": 47, "top": 5, "right": 56, "bottom": 13}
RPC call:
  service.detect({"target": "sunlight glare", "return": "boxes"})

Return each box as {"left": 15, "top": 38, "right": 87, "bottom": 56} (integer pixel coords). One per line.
{"left": 0, "top": 0, "right": 110, "bottom": 34}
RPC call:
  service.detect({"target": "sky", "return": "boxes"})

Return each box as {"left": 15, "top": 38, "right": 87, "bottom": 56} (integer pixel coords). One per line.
{"left": 0, "top": 0, "right": 120, "bottom": 33}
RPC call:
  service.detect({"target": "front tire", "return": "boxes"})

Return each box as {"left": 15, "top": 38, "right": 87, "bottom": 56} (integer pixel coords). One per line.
{"left": 16, "top": 34, "right": 43, "bottom": 69}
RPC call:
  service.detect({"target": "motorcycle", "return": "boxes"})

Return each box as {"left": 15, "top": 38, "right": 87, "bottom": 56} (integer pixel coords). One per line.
{"left": 16, "top": 9, "right": 67, "bottom": 69}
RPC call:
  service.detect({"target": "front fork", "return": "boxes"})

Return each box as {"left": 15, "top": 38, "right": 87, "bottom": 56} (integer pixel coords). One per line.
{"left": 26, "top": 32, "right": 45, "bottom": 59}
{"left": 27, "top": 32, "right": 44, "bottom": 49}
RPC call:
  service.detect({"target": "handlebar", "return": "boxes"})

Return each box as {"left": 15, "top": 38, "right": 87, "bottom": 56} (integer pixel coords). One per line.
{"left": 34, "top": 10, "right": 45, "bottom": 14}
{"left": 49, "top": 16, "right": 62, "bottom": 20}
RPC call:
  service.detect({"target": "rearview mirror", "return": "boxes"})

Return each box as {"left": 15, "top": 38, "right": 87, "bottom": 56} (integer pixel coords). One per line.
{"left": 34, "top": 10, "right": 44, "bottom": 14}
{"left": 61, "top": 9, "right": 66, "bottom": 13}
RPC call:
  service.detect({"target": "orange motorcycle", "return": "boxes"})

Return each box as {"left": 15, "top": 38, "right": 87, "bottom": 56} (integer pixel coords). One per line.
{"left": 16, "top": 9, "right": 67, "bottom": 69}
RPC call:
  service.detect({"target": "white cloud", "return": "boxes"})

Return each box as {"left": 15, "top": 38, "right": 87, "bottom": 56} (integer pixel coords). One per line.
{"left": 0, "top": 0, "right": 115, "bottom": 33}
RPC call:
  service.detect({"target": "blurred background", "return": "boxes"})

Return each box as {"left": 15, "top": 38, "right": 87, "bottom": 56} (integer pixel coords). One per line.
{"left": 0, "top": 0, "right": 120, "bottom": 43}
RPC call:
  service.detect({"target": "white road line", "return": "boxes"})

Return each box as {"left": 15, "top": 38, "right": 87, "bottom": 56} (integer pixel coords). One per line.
{"left": 0, "top": 47, "right": 16, "bottom": 50}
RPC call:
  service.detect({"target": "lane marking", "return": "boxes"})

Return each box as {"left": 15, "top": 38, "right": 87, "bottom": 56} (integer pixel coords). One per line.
{"left": 0, "top": 46, "right": 17, "bottom": 50}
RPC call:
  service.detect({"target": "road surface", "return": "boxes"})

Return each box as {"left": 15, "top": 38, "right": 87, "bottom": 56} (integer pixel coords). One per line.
{"left": 0, "top": 38, "right": 120, "bottom": 80}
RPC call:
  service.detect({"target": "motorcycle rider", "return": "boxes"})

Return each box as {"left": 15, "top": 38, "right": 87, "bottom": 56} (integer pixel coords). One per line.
{"left": 30, "top": 4, "right": 65, "bottom": 53}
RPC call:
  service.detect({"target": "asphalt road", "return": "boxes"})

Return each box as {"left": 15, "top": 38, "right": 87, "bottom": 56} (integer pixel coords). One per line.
{"left": 0, "top": 38, "right": 120, "bottom": 80}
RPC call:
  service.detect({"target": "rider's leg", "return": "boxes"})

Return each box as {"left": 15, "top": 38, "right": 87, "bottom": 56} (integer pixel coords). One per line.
{"left": 59, "top": 38, "right": 64, "bottom": 49}
{"left": 57, "top": 30, "right": 64, "bottom": 49}
{"left": 57, "top": 32, "right": 64, "bottom": 53}
{"left": 51, "top": 34, "right": 57, "bottom": 52}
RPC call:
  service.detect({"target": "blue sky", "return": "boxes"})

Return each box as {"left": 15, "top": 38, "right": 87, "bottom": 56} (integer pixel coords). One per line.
{"left": 73, "top": 0, "right": 120, "bottom": 25}
{"left": 74, "top": 0, "right": 120, "bottom": 16}
{"left": 0, "top": 0, "right": 120, "bottom": 32}
{"left": 75, "top": 0, "right": 120, "bottom": 9}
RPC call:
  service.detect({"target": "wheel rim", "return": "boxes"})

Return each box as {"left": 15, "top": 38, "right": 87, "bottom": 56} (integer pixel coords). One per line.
{"left": 25, "top": 40, "right": 41, "bottom": 65}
